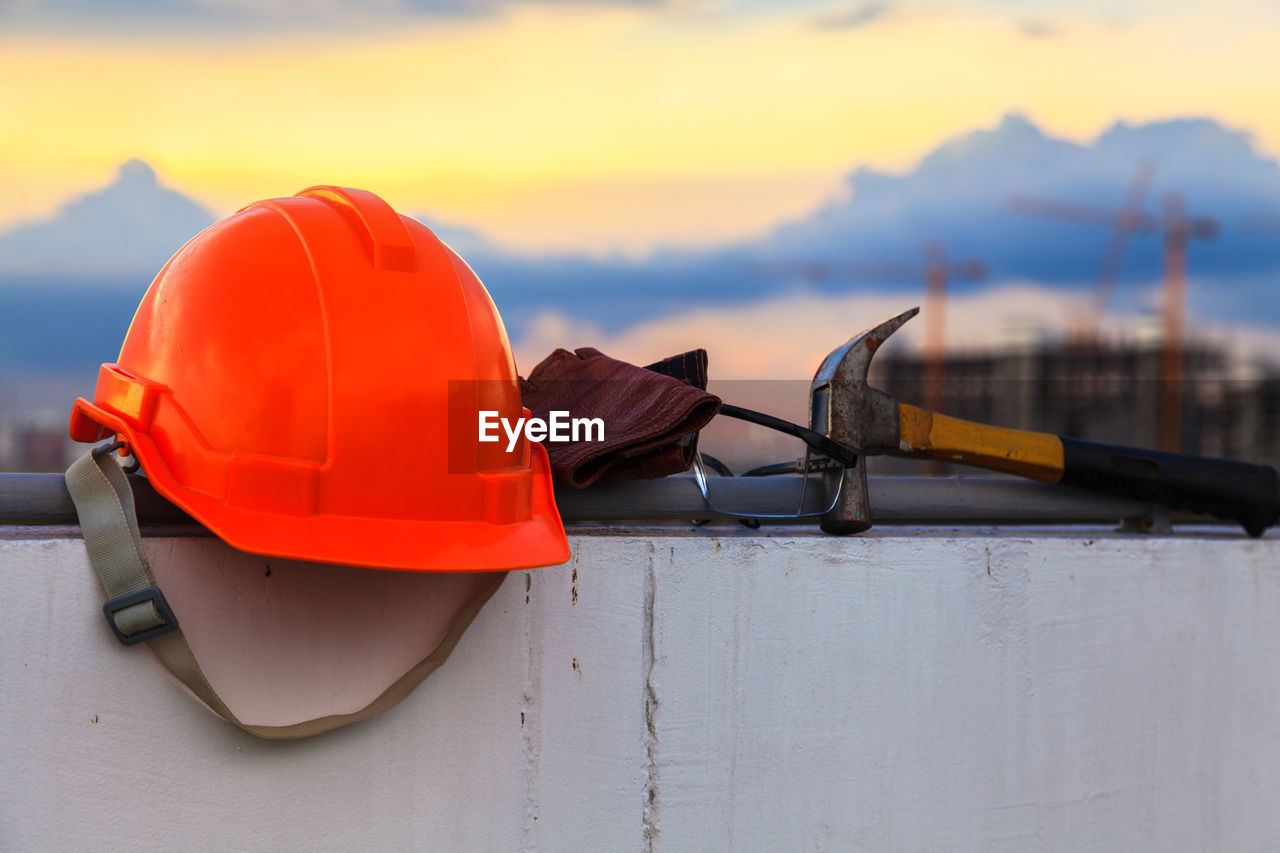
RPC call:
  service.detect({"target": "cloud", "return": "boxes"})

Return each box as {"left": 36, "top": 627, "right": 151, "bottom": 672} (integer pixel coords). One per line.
{"left": 1016, "top": 18, "right": 1057, "bottom": 38}
{"left": 0, "top": 0, "right": 662, "bottom": 30}
{"left": 6, "top": 114, "right": 1280, "bottom": 340}
{"left": 812, "top": 1, "right": 891, "bottom": 31}
{"left": 479, "top": 113, "right": 1280, "bottom": 332}
{"left": 0, "top": 159, "right": 214, "bottom": 278}
{"left": 749, "top": 113, "right": 1280, "bottom": 291}
{"left": 511, "top": 282, "right": 1280, "bottom": 381}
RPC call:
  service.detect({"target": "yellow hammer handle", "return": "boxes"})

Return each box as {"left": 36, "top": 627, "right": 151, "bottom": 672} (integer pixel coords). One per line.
{"left": 896, "top": 403, "right": 1065, "bottom": 483}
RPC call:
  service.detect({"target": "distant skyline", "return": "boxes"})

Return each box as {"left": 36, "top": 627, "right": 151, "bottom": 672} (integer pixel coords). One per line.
{"left": 4, "top": 0, "right": 1280, "bottom": 254}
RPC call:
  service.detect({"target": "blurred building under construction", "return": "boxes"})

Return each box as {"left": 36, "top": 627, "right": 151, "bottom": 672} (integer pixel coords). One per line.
{"left": 2, "top": 333, "right": 1277, "bottom": 475}
{"left": 0, "top": 416, "right": 79, "bottom": 473}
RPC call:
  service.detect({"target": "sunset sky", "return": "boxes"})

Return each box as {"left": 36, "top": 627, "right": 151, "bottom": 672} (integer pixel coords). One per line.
{"left": 4, "top": 0, "right": 1279, "bottom": 254}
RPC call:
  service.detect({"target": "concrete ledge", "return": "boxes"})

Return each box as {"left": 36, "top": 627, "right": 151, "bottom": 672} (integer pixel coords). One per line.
{"left": 3, "top": 529, "right": 1279, "bottom": 850}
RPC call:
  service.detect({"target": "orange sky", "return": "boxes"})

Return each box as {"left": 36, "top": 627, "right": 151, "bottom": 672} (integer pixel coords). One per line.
{"left": 3, "top": 1, "right": 1279, "bottom": 254}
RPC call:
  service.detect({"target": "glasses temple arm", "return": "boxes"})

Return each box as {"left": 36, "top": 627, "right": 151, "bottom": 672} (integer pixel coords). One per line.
{"left": 717, "top": 403, "right": 860, "bottom": 468}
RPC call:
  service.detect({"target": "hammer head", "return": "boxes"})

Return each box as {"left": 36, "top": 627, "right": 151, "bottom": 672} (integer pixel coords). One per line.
{"left": 809, "top": 307, "right": 918, "bottom": 534}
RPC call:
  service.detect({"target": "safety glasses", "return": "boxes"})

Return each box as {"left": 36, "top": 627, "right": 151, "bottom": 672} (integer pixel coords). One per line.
{"left": 691, "top": 403, "right": 858, "bottom": 519}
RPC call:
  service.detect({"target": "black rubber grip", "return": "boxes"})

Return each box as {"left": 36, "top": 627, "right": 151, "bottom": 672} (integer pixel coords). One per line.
{"left": 1060, "top": 437, "right": 1280, "bottom": 537}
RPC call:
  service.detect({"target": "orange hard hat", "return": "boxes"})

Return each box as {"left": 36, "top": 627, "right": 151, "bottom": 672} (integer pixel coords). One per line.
{"left": 69, "top": 186, "right": 569, "bottom": 572}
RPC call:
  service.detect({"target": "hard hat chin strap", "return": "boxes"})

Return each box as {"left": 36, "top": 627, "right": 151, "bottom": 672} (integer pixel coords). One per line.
{"left": 65, "top": 446, "right": 504, "bottom": 739}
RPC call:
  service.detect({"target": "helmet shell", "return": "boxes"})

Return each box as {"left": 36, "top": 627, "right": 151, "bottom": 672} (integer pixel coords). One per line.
{"left": 70, "top": 186, "right": 569, "bottom": 572}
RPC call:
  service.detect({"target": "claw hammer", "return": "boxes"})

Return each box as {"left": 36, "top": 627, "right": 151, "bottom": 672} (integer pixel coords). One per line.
{"left": 811, "top": 307, "right": 1280, "bottom": 536}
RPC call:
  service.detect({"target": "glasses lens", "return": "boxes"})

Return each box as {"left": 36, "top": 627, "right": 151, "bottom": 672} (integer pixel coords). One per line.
{"left": 694, "top": 416, "right": 844, "bottom": 518}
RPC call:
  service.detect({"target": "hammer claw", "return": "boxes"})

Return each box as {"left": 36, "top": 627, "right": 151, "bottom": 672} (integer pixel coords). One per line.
{"left": 814, "top": 306, "right": 919, "bottom": 386}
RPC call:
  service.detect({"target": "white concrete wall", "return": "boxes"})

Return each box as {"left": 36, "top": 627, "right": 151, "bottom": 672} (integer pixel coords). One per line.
{"left": 3, "top": 527, "right": 1279, "bottom": 851}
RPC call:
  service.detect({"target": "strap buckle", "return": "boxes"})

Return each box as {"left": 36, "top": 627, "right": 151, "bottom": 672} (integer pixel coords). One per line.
{"left": 103, "top": 586, "right": 179, "bottom": 646}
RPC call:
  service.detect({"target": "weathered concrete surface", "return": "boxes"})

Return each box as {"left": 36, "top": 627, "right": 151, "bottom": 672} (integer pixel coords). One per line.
{"left": 2, "top": 527, "right": 1278, "bottom": 851}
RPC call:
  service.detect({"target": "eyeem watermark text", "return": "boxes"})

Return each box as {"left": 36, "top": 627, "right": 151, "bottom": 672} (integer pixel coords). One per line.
{"left": 479, "top": 411, "right": 605, "bottom": 452}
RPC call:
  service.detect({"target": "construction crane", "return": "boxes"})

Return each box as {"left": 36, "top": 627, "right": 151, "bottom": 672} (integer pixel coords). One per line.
{"left": 1094, "top": 162, "right": 1158, "bottom": 329}
{"left": 1011, "top": 163, "right": 1157, "bottom": 338}
{"left": 759, "top": 245, "right": 987, "bottom": 471}
{"left": 1010, "top": 184, "right": 1217, "bottom": 452}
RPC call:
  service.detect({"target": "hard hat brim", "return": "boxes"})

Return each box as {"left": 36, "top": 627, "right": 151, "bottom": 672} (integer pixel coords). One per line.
{"left": 70, "top": 396, "right": 571, "bottom": 573}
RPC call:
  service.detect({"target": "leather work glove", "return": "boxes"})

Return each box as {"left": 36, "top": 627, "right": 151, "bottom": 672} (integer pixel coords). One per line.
{"left": 520, "top": 348, "right": 721, "bottom": 488}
